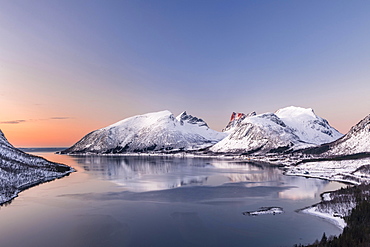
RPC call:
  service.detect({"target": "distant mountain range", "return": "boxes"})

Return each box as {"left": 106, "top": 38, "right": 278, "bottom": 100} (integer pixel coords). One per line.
{"left": 0, "top": 130, "right": 73, "bottom": 205}
{"left": 60, "top": 106, "right": 370, "bottom": 158}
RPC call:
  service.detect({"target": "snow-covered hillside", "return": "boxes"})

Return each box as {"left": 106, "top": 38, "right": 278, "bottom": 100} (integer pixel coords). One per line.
{"left": 0, "top": 130, "right": 73, "bottom": 205}
{"left": 298, "top": 113, "right": 369, "bottom": 157}
{"left": 322, "top": 114, "right": 370, "bottom": 156}
{"left": 210, "top": 106, "right": 342, "bottom": 154}
{"left": 62, "top": 110, "right": 227, "bottom": 154}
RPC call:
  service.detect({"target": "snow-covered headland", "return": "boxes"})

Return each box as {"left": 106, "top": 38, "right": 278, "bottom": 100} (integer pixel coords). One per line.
{"left": 0, "top": 130, "right": 74, "bottom": 205}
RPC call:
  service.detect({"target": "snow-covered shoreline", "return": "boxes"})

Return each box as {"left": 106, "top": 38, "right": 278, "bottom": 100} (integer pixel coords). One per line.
{"left": 300, "top": 205, "right": 347, "bottom": 230}
{"left": 284, "top": 157, "right": 370, "bottom": 185}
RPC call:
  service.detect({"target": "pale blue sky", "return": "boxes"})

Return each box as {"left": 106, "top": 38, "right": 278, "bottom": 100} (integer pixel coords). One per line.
{"left": 1, "top": 0, "right": 369, "bottom": 146}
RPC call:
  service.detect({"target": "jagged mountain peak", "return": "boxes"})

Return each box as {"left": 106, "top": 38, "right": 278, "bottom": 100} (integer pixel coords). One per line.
{"left": 176, "top": 111, "right": 208, "bottom": 128}
{"left": 223, "top": 111, "right": 256, "bottom": 132}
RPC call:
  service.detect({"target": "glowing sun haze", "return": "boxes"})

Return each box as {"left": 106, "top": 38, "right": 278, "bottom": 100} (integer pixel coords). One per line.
{"left": 1, "top": 0, "right": 369, "bottom": 147}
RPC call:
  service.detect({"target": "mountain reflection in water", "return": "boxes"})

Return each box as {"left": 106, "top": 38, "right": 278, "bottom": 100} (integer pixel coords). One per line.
{"left": 75, "top": 155, "right": 332, "bottom": 200}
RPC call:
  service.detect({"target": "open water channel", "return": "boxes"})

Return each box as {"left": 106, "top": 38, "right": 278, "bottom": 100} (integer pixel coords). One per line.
{"left": 0, "top": 151, "right": 343, "bottom": 247}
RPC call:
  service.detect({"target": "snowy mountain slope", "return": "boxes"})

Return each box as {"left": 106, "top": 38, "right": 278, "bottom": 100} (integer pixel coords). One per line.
{"left": 210, "top": 106, "right": 343, "bottom": 154}
{"left": 62, "top": 110, "right": 227, "bottom": 154}
{"left": 301, "top": 114, "right": 370, "bottom": 156}
{"left": 0, "top": 130, "right": 73, "bottom": 205}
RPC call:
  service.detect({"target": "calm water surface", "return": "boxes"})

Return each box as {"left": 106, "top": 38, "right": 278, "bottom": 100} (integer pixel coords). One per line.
{"left": 0, "top": 152, "right": 344, "bottom": 247}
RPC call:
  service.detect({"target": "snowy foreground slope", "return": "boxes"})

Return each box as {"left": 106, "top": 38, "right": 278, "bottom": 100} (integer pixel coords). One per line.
{"left": 62, "top": 110, "right": 227, "bottom": 154}
{"left": 0, "top": 130, "right": 74, "bottom": 205}
{"left": 210, "top": 106, "right": 342, "bottom": 154}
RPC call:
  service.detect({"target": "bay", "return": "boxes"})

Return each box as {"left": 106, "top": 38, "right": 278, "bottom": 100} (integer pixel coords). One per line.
{"left": 0, "top": 151, "right": 343, "bottom": 247}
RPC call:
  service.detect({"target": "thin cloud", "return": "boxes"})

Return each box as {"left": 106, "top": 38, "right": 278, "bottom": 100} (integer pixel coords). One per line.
{"left": 0, "top": 117, "right": 72, "bottom": 125}
{"left": 50, "top": 117, "right": 72, "bottom": 120}
{"left": 0, "top": 120, "right": 26, "bottom": 124}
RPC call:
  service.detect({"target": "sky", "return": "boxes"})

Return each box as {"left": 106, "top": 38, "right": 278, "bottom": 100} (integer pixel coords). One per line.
{"left": 0, "top": 0, "right": 369, "bottom": 147}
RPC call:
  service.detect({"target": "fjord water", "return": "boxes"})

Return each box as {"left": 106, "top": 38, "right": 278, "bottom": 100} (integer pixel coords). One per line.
{"left": 0, "top": 152, "right": 343, "bottom": 247}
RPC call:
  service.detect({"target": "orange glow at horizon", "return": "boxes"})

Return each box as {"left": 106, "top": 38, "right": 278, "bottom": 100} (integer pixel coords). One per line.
{"left": 0, "top": 120, "right": 102, "bottom": 148}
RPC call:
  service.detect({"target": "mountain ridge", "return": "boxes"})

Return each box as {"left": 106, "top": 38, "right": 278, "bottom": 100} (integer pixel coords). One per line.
{"left": 60, "top": 106, "right": 369, "bottom": 158}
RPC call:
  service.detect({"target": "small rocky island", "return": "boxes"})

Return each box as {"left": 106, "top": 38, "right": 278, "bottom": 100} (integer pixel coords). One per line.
{"left": 243, "top": 207, "right": 284, "bottom": 216}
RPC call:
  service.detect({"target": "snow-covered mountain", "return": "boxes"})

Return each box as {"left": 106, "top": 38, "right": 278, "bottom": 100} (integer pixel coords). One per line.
{"left": 275, "top": 106, "right": 343, "bottom": 145}
{"left": 302, "top": 113, "right": 370, "bottom": 157}
{"left": 210, "top": 106, "right": 343, "bottom": 155}
{"left": 62, "top": 110, "right": 227, "bottom": 154}
{"left": 0, "top": 130, "right": 73, "bottom": 205}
